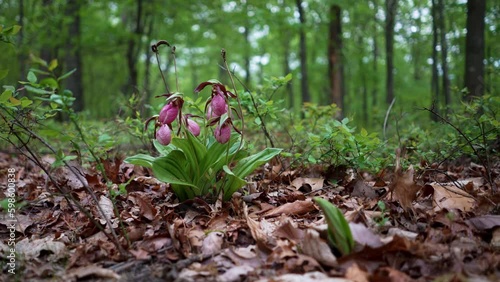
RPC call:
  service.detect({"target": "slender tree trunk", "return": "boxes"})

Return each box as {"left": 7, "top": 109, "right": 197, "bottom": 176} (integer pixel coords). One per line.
{"left": 283, "top": 30, "right": 294, "bottom": 109}
{"left": 412, "top": 11, "right": 422, "bottom": 81}
{"left": 40, "top": 0, "right": 56, "bottom": 64}
{"left": 296, "top": 0, "right": 310, "bottom": 103}
{"left": 328, "top": 5, "right": 343, "bottom": 118}
{"left": 125, "top": 0, "right": 143, "bottom": 93}
{"left": 384, "top": 0, "right": 398, "bottom": 105}
{"left": 464, "top": 0, "right": 485, "bottom": 101}
{"left": 371, "top": 0, "right": 378, "bottom": 108}
{"left": 18, "top": 0, "right": 26, "bottom": 81}
{"left": 243, "top": 2, "right": 251, "bottom": 87}
{"left": 437, "top": 0, "right": 450, "bottom": 109}
{"left": 431, "top": 0, "right": 440, "bottom": 121}
{"left": 141, "top": 14, "right": 154, "bottom": 116}
{"left": 358, "top": 34, "right": 368, "bottom": 125}
{"left": 64, "top": 0, "right": 84, "bottom": 112}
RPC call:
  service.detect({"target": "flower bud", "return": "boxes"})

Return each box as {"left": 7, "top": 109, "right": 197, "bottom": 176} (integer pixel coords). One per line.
{"left": 159, "top": 102, "right": 179, "bottom": 125}
{"left": 211, "top": 93, "right": 227, "bottom": 117}
{"left": 156, "top": 124, "right": 172, "bottom": 145}
{"left": 187, "top": 118, "right": 200, "bottom": 136}
{"left": 206, "top": 104, "right": 215, "bottom": 120}
{"left": 215, "top": 122, "right": 231, "bottom": 144}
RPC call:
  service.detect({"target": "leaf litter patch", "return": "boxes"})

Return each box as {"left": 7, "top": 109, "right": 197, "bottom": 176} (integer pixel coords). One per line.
{"left": 0, "top": 151, "right": 499, "bottom": 281}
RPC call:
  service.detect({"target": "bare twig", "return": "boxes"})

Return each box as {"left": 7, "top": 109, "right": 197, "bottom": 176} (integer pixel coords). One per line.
{"left": 383, "top": 98, "right": 396, "bottom": 140}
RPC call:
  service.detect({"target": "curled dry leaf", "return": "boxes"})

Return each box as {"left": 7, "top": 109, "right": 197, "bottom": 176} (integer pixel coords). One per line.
{"left": 429, "top": 183, "right": 476, "bottom": 212}
{"left": 467, "top": 215, "right": 500, "bottom": 230}
{"left": 63, "top": 265, "right": 120, "bottom": 281}
{"left": 128, "top": 192, "right": 157, "bottom": 221}
{"left": 348, "top": 222, "right": 383, "bottom": 249}
{"left": 201, "top": 231, "right": 224, "bottom": 256}
{"left": 244, "top": 204, "right": 276, "bottom": 251}
{"left": 301, "top": 229, "right": 337, "bottom": 267}
{"left": 98, "top": 195, "right": 116, "bottom": 226}
{"left": 291, "top": 177, "right": 324, "bottom": 191}
{"left": 16, "top": 236, "right": 66, "bottom": 260}
{"left": 389, "top": 165, "right": 422, "bottom": 211}
{"left": 262, "top": 199, "right": 315, "bottom": 218}
{"left": 345, "top": 263, "right": 370, "bottom": 282}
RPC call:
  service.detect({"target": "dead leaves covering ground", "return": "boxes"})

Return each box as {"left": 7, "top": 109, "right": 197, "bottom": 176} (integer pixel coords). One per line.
{"left": 0, "top": 151, "right": 499, "bottom": 281}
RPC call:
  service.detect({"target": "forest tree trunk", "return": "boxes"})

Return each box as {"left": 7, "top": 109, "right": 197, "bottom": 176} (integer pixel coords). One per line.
{"left": 296, "top": 0, "right": 310, "bottom": 103}
{"left": 437, "top": 0, "right": 450, "bottom": 109}
{"left": 464, "top": 0, "right": 485, "bottom": 101}
{"left": 18, "top": 0, "right": 26, "bottom": 81}
{"left": 64, "top": 0, "right": 84, "bottom": 112}
{"left": 371, "top": 0, "right": 379, "bottom": 108}
{"left": 283, "top": 30, "right": 294, "bottom": 109}
{"left": 125, "top": 0, "right": 143, "bottom": 93}
{"left": 384, "top": 0, "right": 398, "bottom": 105}
{"left": 328, "top": 5, "right": 344, "bottom": 118}
{"left": 430, "top": 0, "right": 440, "bottom": 121}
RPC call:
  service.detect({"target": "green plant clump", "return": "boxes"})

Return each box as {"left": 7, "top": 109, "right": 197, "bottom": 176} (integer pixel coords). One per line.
{"left": 126, "top": 41, "right": 281, "bottom": 202}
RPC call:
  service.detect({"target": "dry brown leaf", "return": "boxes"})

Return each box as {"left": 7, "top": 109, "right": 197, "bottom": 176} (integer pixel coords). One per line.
{"left": 129, "top": 248, "right": 150, "bottom": 260}
{"left": 262, "top": 199, "right": 315, "bottom": 218}
{"left": 128, "top": 192, "right": 157, "bottom": 221}
{"left": 218, "top": 265, "right": 254, "bottom": 282}
{"left": 16, "top": 236, "right": 66, "bottom": 260}
{"left": 244, "top": 204, "right": 276, "bottom": 251}
{"left": 301, "top": 229, "right": 337, "bottom": 267}
{"left": 467, "top": 215, "right": 500, "bottom": 230}
{"left": 63, "top": 265, "right": 120, "bottom": 281}
{"left": 491, "top": 227, "right": 500, "bottom": 250}
{"left": 98, "top": 195, "right": 116, "bottom": 226}
{"left": 256, "top": 272, "right": 350, "bottom": 282}
{"left": 429, "top": 183, "right": 475, "bottom": 212}
{"left": 274, "top": 218, "right": 305, "bottom": 243}
{"left": 201, "top": 231, "right": 224, "bottom": 256}
{"left": 291, "top": 177, "right": 324, "bottom": 191}
{"left": 372, "top": 266, "right": 414, "bottom": 282}
{"left": 349, "top": 222, "right": 383, "bottom": 248}
{"left": 350, "top": 178, "right": 378, "bottom": 199}
{"left": 345, "top": 263, "right": 370, "bottom": 282}
{"left": 389, "top": 165, "right": 422, "bottom": 211}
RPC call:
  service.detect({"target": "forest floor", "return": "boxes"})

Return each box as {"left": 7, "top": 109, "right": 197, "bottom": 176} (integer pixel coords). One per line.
{"left": 1, "top": 150, "right": 499, "bottom": 282}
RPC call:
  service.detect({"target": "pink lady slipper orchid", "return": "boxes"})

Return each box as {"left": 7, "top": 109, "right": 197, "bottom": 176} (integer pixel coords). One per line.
{"left": 215, "top": 121, "right": 231, "bottom": 144}
{"left": 194, "top": 81, "right": 236, "bottom": 119}
{"left": 159, "top": 102, "right": 179, "bottom": 125}
{"left": 156, "top": 124, "right": 172, "bottom": 145}
{"left": 210, "top": 93, "right": 227, "bottom": 117}
{"left": 186, "top": 118, "right": 201, "bottom": 137}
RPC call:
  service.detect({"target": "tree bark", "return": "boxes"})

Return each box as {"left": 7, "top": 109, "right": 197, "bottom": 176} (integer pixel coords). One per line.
{"left": 18, "top": 0, "right": 26, "bottom": 81}
{"left": 243, "top": 1, "right": 251, "bottom": 87}
{"left": 328, "top": 5, "right": 344, "bottom": 118}
{"left": 64, "top": 0, "right": 84, "bottom": 112}
{"left": 437, "top": 0, "right": 450, "bottom": 108}
{"left": 371, "top": 0, "right": 379, "bottom": 108}
{"left": 464, "top": 0, "right": 485, "bottom": 101}
{"left": 296, "top": 0, "right": 310, "bottom": 103}
{"left": 430, "top": 0, "right": 440, "bottom": 121}
{"left": 125, "top": 0, "right": 143, "bottom": 93}
{"left": 40, "top": 0, "right": 57, "bottom": 64}
{"left": 140, "top": 13, "right": 154, "bottom": 116}
{"left": 283, "top": 29, "right": 294, "bottom": 109}
{"left": 384, "top": 0, "right": 398, "bottom": 105}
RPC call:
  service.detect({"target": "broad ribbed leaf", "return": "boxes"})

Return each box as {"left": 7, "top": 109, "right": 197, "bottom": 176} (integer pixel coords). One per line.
{"left": 314, "top": 197, "right": 354, "bottom": 256}
{"left": 124, "top": 154, "right": 155, "bottom": 168}
{"left": 220, "top": 165, "right": 247, "bottom": 201}
{"left": 152, "top": 150, "right": 201, "bottom": 199}
{"left": 233, "top": 148, "right": 282, "bottom": 178}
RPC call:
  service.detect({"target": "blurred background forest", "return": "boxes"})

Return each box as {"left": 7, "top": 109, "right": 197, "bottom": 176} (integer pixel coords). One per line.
{"left": 0, "top": 0, "right": 498, "bottom": 130}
